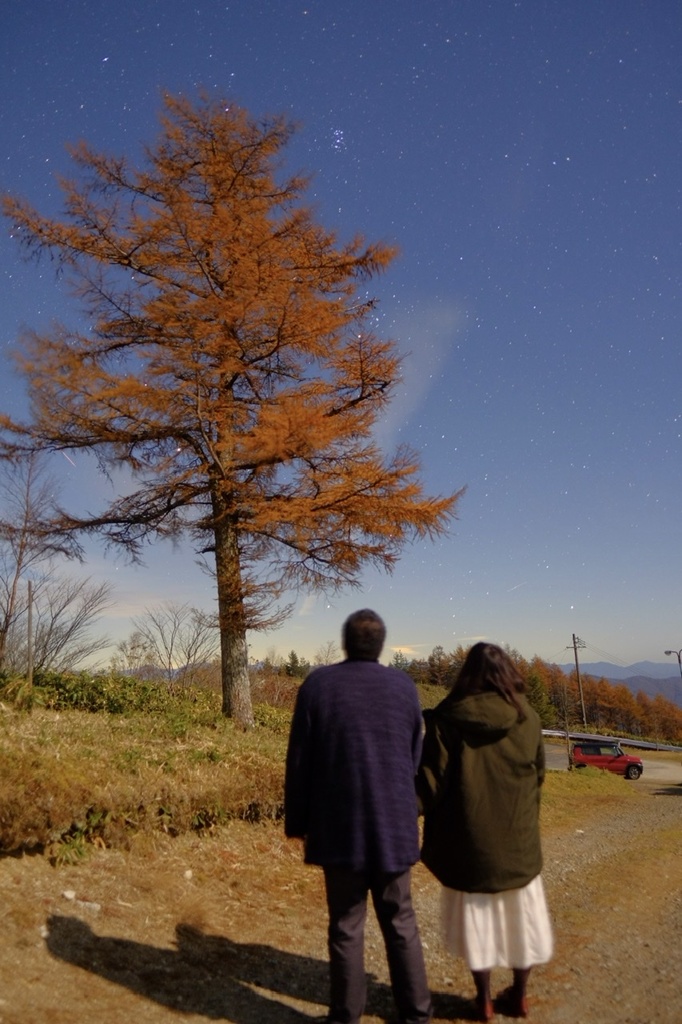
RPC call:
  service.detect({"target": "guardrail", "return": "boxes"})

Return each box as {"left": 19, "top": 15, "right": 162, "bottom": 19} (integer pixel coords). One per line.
{"left": 542, "top": 729, "right": 682, "bottom": 754}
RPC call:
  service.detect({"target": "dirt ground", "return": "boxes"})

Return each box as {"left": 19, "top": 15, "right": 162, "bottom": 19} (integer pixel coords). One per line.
{"left": 1, "top": 769, "right": 680, "bottom": 1024}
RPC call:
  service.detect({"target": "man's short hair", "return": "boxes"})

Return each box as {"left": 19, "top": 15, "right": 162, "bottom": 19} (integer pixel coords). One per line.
{"left": 342, "top": 609, "right": 386, "bottom": 661}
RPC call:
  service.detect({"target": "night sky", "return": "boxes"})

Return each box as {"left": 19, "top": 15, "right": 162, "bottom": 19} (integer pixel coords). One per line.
{"left": 2, "top": 1, "right": 681, "bottom": 668}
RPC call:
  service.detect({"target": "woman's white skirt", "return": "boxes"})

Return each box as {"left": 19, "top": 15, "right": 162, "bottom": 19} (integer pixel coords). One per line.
{"left": 440, "top": 874, "right": 553, "bottom": 971}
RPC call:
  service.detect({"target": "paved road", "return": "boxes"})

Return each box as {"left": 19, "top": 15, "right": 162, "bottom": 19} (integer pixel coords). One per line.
{"left": 544, "top": 741, "right": 682, "bottom": 784}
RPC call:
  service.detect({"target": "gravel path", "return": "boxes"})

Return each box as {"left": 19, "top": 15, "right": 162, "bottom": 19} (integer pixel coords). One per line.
{"left": 0, "top": 780, "right": 680, "bottom": 1023}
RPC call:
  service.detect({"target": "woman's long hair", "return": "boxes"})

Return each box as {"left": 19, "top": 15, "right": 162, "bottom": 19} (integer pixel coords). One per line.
{"left": 451, "top": 642, "right": 526, "bottom": 720}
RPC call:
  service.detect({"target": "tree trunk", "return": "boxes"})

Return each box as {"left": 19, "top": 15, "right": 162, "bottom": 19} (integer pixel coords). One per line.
{"left": 212, "top": 501, "right": 254, "bottom": 728}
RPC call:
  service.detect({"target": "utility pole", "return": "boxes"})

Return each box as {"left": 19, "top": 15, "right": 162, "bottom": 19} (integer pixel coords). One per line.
{"left": 571, "top": 634, "right": 587, "bottom": 728}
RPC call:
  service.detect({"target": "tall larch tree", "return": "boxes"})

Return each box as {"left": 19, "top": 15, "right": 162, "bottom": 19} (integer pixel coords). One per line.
{"left": 1, "top": 94, "right": 463, "bottom": 726}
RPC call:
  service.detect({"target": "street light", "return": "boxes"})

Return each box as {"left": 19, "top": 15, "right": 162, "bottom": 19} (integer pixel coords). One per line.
{"left": 664, "top": 649, "right": 682, "bottom": 680}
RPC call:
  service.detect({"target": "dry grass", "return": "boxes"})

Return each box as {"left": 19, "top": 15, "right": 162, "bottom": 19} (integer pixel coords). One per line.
{"left": 635, "top": 746, "right": 682, "bottom": 762}
{"left": 540, "top": 763, "right": 641, "bottom": 834}
{"left": 0, "top": 706, "right": 288, "bottom": 857}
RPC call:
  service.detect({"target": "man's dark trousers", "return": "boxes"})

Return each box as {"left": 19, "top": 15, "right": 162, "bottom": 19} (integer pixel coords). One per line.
{"left": 323, "top": 866, "right": 432, "bottom": 1024}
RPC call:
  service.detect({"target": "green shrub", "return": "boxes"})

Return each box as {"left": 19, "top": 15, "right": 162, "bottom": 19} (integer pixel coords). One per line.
{"left": 253, "top": 703, "right": 292, "bottom": 733}
{"left": 0, "top": 669, "right": 221, "bottom": 717}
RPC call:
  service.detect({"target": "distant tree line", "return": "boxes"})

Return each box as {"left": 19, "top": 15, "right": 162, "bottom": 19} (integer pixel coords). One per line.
{"left": 247, "top": 640, "right": 682, "bottom": 745}
{"left": 387, "top": 643, "right": 682, "bottom": 745}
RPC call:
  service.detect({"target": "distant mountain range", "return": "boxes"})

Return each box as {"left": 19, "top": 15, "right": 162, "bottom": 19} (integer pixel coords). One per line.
{"left": 558, "top": 661, "right": 682, "bottom": 707}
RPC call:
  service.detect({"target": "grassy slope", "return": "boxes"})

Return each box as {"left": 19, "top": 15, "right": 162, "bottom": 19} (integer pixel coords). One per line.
{"left": 0, "top": 702, "right": 648, "bottom": 858}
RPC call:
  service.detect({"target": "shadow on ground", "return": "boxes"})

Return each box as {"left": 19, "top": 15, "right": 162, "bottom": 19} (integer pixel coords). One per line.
{"left": 46, "top": 915, "right": 325, "bottom": 1021}
{"left": 46, "top": 915, "right": 474, "bottom": 1022}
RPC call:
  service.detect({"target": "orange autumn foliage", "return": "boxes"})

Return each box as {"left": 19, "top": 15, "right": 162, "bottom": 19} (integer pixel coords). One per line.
{"left": 1, "top": 94, "right": 463, "bottom": 726}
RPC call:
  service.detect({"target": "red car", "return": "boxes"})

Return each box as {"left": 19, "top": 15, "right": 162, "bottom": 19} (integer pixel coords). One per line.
{"left": 570, "top": 742, "right": 643, "bottom": 780}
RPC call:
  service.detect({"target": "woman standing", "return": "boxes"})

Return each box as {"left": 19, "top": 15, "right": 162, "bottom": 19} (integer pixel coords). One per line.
{"left": 417, "top": 643, "right": 553, "bottom": 1021}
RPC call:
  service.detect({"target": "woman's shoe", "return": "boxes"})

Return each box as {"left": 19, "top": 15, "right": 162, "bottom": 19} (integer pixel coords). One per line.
{"left": 494, "top": 986, "right": 528, "bottom": 1018}
{"left": 474, "top": 994, "right": 494, "bottom": 1021}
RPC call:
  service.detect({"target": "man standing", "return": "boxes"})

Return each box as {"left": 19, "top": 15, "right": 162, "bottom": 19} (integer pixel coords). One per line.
{"left": 285, "top": 609, "right": 432, "bottom": 1024}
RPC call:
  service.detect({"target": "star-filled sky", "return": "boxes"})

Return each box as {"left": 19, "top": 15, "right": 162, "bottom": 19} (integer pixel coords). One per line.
{"left": 2, "top": 1, "right": 681, "bottom": 669}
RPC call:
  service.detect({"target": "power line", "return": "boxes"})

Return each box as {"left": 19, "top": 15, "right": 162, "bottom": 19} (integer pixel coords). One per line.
{"left": 544, "top": 646, "right": 573, "bottom": 664}
{"left": 576, "top": 640, "right": 629, "bottom": 666}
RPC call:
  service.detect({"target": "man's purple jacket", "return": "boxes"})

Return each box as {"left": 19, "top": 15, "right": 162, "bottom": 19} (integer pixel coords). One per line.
{"left": 284, "top": 658, "right": 424, "bottom": 873}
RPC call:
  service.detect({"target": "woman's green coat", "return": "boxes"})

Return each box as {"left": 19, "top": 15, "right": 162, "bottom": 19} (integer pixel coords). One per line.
{"left": 416, "top": 691, "right": 545, "bottom": 893}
